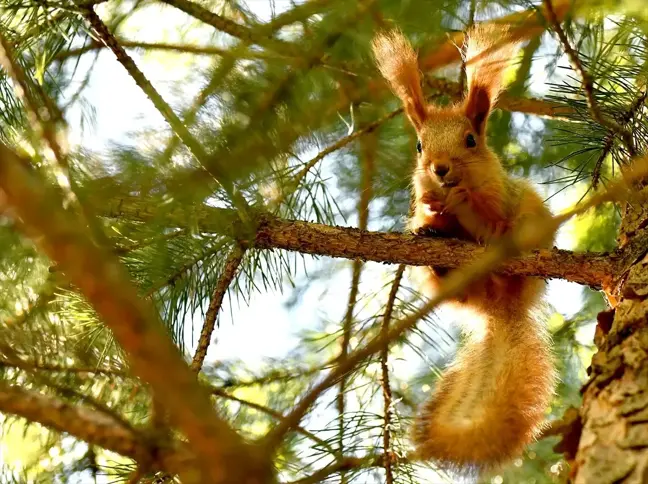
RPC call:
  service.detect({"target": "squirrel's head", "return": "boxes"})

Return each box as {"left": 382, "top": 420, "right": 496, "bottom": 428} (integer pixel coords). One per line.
{"left": 372, "top": 26, "right": 516, "bottom": 191}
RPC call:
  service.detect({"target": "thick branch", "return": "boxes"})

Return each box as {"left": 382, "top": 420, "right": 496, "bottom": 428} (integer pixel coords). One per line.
{"left": 0, "top": 144, "right": 271, "bottom": 483}
{"left": 0, "top": 383, "right": 198, "bottom": 476}
{"left": 0, "top": 383, "right": 150, "bottom": 462}
{"left": 102, "top": 196, "right": 619, "bottom": 289}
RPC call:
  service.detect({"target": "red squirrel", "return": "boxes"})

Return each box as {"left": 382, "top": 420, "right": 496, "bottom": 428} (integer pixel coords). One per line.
{"left": 372, "top": 25, "right": 556, "bottom": 470}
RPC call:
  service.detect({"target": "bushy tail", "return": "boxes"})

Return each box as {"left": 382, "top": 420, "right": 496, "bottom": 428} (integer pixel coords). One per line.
{"left": 412, "top": 309, "right": 555, "bottom": 470}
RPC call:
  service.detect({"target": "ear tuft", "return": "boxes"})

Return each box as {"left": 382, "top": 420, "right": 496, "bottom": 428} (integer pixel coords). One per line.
{"left": 372, "top": 30, "right": 427, "bottom": 129}
{"left": 463, "top": 24, "right": 518, "bottom": 134}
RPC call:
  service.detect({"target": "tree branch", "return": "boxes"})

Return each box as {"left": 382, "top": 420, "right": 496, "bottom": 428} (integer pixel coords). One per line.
{"left": 419, "top": 0, "right": 578, "bottom": 71}
{"left": 543, "top": 0, "right": 636, "bottom": 156}
{"left": 158, "top": 0, "right": 296, "bottom": 55}
{"left": 102, "top": 195, "right": 620, "bottom": 289}
{"left": 0, "top": 383, "right": 199, "bottom": 477}
{"left": 260, "top": 155, "right": 648, "bottom": 450}
{"left": 380, "top": 266, "right": 404, "bottom": 484}
{"left": 82, "top": 7, "right": 251, "bottom": 223}
{"left": 0, "top": 383, "right": 150, "bottom": 462}
{"left": 191, "top": 247, "right": 245, "bottom": 373}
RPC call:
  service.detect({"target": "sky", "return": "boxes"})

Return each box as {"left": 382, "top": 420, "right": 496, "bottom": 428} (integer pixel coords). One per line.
{"left": 1, "top": 0, "right": 592, "bottom": 482}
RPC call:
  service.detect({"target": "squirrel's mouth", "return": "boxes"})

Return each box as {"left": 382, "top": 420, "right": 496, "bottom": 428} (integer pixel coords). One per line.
{"left": 441, "top": 180, "right": 459, "bottom": 188}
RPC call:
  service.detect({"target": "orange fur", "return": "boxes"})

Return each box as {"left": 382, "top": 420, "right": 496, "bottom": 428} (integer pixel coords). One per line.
{"left": 373, "top": 25, "right": 557, "bottom": 471}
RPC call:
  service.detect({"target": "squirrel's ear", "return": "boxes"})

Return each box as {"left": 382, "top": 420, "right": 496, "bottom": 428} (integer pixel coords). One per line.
{"left": 372, "top": 30, "right": 427, "bottom": 129}
{"left": 462, "top": 24, "right": 517, "bottom": 135}
{"left": 465, "top": 86, "right": 491, "bottom": 135}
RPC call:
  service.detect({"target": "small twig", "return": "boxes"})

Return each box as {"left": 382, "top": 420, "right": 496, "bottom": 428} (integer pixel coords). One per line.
{"left": 286, "top": 454, "right": 401, "bottom": 484}
{"left": 458, "top": 0, "right": 477, "bottom": 94}
{"left": 191, "top": 247, "right": 245, "bottom": 373}
{"left": 543, "top": 0, "right": 636, "bottom": 157}
{"left": 0, "top": 358, "right": 128, "bottom": 378}
{"left": 54, "top": 39, "right": 283, "bottom": 62}
{"left": 380, "top": 266, "right": 404, "bottom": 484}
{"left": 336, "top": 134, "right": 375, "bottom": 481}
{"left": 263, "top": 0, "right": 334, "bottom": 33}
{"left": 158, "top": 0, "right": 297, "bottom": 55}
{"left": 211, "top": 387, "right": 332, "bottom": 452}
{"left": 274, "top": 108, "right": 401, "bottom": 209}
{"left": 592, "top": 136, "right": 615, "bottom": 189}
{"left": 82, "top": 7, "right": 252, "bottom": 224}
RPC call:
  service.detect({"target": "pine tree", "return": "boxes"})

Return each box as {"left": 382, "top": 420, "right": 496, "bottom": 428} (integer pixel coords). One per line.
{"left": 0, "top": 0, "right": 646, "bottom": 483}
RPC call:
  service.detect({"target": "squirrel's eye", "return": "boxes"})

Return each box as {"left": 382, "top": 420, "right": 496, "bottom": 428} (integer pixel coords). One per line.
{"left": 416, "top": 140, "right": 422, "bottom": 154}
{"left": 466, "top": 133, "right": 477, "bottom": 148}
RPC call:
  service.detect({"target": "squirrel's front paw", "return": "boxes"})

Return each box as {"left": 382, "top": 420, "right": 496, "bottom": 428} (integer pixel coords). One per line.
{"left": 444, "top": 186, "right": 470, "bottom": 213}
{"left": 413, "top": 225, "right": 451, "bottom": 238}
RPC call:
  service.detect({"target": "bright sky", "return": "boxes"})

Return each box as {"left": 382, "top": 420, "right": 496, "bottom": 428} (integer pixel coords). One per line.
{"left": 1, "top": 1, "right": 593, "bottom": 482}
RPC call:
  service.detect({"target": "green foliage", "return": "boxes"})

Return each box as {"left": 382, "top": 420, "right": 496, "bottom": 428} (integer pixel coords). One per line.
{"left": 0, "top": 0, "right": 643, "bottom": 482}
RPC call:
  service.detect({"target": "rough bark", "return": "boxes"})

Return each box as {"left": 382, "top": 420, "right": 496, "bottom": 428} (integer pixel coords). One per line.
{"left": 103, "top": 195, "right": 618, "bottom": 289}
{"left": 574, "top": 186, "right": 648, "bottom": 483}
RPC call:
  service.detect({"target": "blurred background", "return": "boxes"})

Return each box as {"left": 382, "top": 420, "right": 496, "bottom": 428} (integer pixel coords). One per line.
{"left": 0, "top": 0, "right": 645, "bottom": 482}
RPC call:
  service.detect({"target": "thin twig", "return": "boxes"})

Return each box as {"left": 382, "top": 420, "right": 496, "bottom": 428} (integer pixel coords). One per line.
{"left": 274, "top": 108, "right": 402, "bottom": 209}
{"left": 0, "top": 358, "right": 128, "bottom": 378}
{"left": 261, "top": 155, "right": 648, "bottom": 450}
{"left": 592, "top": 136, "right": 614, "bottom": 189}
{"left": 380, "top": 266, "right": 404, "bottom": 484}
{"left": 211, "top": 387, "right": 332, "bottom": 452}
{"left": 336, "top": 134, "right": 375, "bottom": 482}
{"left": 54, "top": 39, "right": 284, "bottom": 62}
{"left": 458, "top": 0, "right": 477, "bottom": 94}
{"left": 158, "top": 0, "right": 297, "bottom": 55}
{"left": 82, "top": 7, "right": 252, "bottom": 223}
{"left": 191, "top": 247, "right": 245, "bottom": 373}
{"left": 264, "top": 0, "right": 334, "bottom": 33}
{"left": 543, "top": 0, "right": 636, "bottom": 156}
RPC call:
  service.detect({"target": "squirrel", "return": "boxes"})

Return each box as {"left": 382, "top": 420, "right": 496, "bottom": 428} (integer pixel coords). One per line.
{"left": 372, "top": 25, "right": 556, "bottom": 470}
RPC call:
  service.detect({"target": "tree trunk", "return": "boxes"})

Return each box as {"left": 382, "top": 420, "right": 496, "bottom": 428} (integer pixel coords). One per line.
{"left": 574, "top": 191, "right": 648, "bottom": 483}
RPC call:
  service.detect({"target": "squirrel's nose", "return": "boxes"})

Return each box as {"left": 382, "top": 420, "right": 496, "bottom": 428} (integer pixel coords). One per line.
{"left": 433, "top": 164, "right": 449, "bottom": 178}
